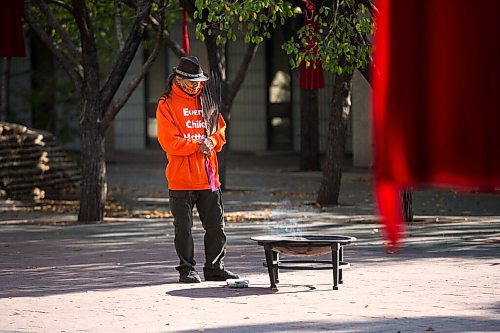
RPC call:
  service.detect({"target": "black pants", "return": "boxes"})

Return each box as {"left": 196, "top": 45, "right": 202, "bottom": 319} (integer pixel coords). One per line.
{"left": 169, "top": 189, "right": 226, "bottom": 272}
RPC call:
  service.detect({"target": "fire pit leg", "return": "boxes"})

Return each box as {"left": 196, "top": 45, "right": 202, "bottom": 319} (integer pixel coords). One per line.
{"left": 339, "top": 245, "right": 344, "bottom": 284}
{"left": 264, "top": 245, "right": 277, "bottom": 289}
{"left": 331, "top": 243, "right": 340, "bottom": 290}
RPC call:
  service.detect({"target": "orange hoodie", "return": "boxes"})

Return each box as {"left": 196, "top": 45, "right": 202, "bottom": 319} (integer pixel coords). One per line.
{"left": 156, "top": 83, "right": 226, "bottom": 190}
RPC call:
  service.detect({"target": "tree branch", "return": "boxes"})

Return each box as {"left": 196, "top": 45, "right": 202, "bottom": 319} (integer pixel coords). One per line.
{"left": 47, "top": 0, "right": 74, "bottom": 13}
{"left": 124, "top": 0, "right": 185, "bottom": 57}
{"left": 72, "top": 0, "right": 99, "bottom": 91}
{"left": 147, "top": 12, "right": 186, "bottom": 58}
{"left": 226, "top": 42, "right": 259, "bottom": 107}
{"left": 101, "top": 1, "right": 166, "bottom": 132}
{"left": 32, "top": 0, "right": 82, "bottom": 64}
{"left": 22, "top": 1, "right": 83, "bottom": 93}
{"left": 99, "top": 0, "right": 152, "bottom": 115}
{"left": 358, "top": 0, "right": 378, "bottom": 16}
{"left": 122, "top": 0, "right": 139, "bottom": 9}
{"left": 162, "top": 28, "right": 187, "bottom": 58}
{"left": 114, "top": 0, "right": 125, "bottom": 50}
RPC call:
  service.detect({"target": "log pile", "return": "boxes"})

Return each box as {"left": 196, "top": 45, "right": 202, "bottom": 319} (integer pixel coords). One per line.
{"left": 0, "top": 122, "right": 81, "bottom": 200}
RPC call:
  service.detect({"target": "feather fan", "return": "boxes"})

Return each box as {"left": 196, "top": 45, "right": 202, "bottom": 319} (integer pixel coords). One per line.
{"left": 201, "top": 72, "right": 221, "bottom": 136}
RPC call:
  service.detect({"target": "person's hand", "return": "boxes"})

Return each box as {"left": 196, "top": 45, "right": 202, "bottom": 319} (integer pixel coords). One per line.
{"left": 198, "top": 138, "right": 214, "bottom": 155}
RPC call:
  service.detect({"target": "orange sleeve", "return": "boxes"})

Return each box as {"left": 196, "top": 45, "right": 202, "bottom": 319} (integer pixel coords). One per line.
{"left": 209, "top": 114, "right": 227, "bottom": 153}
{"left": 156, "top": 101, "right": 199, "bottom": 156}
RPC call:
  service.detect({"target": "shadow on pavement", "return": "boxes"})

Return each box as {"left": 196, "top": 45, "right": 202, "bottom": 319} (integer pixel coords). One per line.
{"left": 165, "top": 283, "right": 326, "bottom": 298}
{"left": 172, "top": 317, "right": 500, "bottom": 333}
{"left": 1, "top": 218, "right": 499, "bottom": 299}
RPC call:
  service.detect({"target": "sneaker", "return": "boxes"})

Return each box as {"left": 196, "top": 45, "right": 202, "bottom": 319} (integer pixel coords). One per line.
{"left": 203, "top": 268, "right": 240, "bottom": 281}
{"left": 179, "top": 269, "right": 201, "bottom": 283}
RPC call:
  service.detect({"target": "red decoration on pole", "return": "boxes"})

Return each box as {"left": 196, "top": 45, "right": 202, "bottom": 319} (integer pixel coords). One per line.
{"left": 0, "top": 0, "right": 26, "bottom": 57}
{"left": 373, "top": 0, "right": 500, "bottom": 248}
{"left": 299, "top": 0, "right": 324, "bottom": 89}
{"left": 182, "top": 8, "right": 190, "bottom": 55}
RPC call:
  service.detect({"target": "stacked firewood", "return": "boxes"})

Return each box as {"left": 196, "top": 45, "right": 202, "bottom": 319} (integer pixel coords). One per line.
{"left": 0, "top": 122, "right": 81, "bottom": 200}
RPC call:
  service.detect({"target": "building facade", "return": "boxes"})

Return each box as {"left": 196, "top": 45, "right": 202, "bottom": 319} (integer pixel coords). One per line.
{"left": 4, "top": 25, "right": 372, "bottom": 167}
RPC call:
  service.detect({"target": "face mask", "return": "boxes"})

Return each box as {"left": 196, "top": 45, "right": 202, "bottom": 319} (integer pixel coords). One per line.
{"left": 176, "top": 78, "right": 202, "bottom": 95}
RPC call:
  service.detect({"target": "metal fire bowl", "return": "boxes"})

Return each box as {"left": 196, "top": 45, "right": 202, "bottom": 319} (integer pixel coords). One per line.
{"left": 251, "top": 235, "right": 357, "bottom": 257}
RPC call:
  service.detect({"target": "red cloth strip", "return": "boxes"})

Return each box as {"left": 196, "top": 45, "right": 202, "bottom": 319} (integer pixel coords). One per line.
{"left": 373, "top": 0, "right": 500, "bottom": 247}
{"left": 182, "top": 8, "right": 190, "bottom": 55}
{"left": 299, "top": 0, "right": 324, "bottom": 90}
{"left": 0, "top": 0, "right": 26, "bottom": 57}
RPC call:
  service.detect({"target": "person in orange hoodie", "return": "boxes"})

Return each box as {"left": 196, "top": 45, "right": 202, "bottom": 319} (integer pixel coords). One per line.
{"left": 156, "top": 56, "right": 239, "bottom": 283}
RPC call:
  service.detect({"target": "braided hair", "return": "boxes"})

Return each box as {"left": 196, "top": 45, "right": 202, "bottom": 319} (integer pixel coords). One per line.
{"left": 159, "top": 72, "right": 177, "bottom": 101}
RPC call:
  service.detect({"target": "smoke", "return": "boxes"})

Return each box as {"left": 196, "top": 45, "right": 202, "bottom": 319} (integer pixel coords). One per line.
{"left": 270, "top": 199, "right": 304, "bottom": 235}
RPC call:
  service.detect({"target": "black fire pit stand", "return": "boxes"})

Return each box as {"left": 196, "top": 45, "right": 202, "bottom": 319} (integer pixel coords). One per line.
{"left": 252, "top": 235, "right": 356, "bottom": 290}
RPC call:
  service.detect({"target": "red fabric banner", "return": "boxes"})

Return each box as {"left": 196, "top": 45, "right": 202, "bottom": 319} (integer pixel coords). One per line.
{"left": 0, "top": 0, "right": 26, "bottom": 57}
{"left": 373, "top": 0, "right": 500, "bottom": 247}
{"left": 182, "top": 8, "right": 190, "bottom": 55}
{"left": 299, "top": 0, "right": 324, "bottom": 90}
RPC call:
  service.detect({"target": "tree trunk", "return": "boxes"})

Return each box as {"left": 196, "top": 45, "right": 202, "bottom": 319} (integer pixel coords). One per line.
{"left": 78, "top": 97, "right": 107, "bottom": 222}
{"left": 300, "top": 88, "right": 320, "bottom": 171}
{"left": 23, "top": 0, "right": 162, "bottom": 223}
{"left": 317, "top": 72, "right": 353, "bottom": 205}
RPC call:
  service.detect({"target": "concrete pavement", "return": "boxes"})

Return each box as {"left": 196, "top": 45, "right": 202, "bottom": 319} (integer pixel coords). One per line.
{"left": 1, "top": 149, "right": 499, "bottom": 332}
